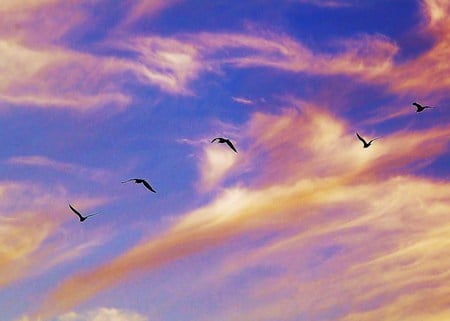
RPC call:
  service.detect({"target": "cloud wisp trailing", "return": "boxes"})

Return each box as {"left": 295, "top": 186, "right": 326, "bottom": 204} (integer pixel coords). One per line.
{"left": 0, "top": 0, "right": 447, "bottom": 112}
{"left": 32, "top": 100, "right": 450, "bottom": 320}
{"left": 0, "top": 182, "right": 107, "bottom": 289}
{"left": 6, "top": 155, "right": 111, "bottom": 182}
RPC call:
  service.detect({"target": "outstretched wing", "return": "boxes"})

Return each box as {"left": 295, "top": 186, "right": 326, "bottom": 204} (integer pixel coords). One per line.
{"left": 412, "top": 102, "right": 422, "bottom": 109}
{"left": 85, "top": 212, "right": 100, "bottom": 219}
{"left": 142, "top": 180, "right": 156, "bottom": 193}
{"left": 356, "top": 132, "right": 368, "bottom": 145}
{"left": 369, "top": 136, "right": 381, "bottom": 144}
{"left": 225, "top": 139, "right": 238, "bottom": 153}
{"left": 211, "top": 137, "right": 221, "bottom": 143}
{"left": 121, "top": 178, "right": 136, "bottom": 183}
{"left": 68, "top": 204, "right": 83, "bottom": 220}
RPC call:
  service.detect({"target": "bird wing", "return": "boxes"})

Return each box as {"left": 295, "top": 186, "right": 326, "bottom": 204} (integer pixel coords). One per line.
{"left": 121, "top": 178, "right": 136, "bottom": 183}
{"left": 142, "top": 180, "right": 156, "bottom": 193}
{"left": 356, "top": 132, "right": 367, "bottom": 145}
{"left": 412, "top": 102, "right": 421, "bottom": 108}
{"left": 68, "top": 204, "right": 84, "bottom": 219}
{"left": 85, "top": 212, "right": 100, "bottom": 219}
{"left": 369, "top": 136, "right": 381, "bottom": 144}
{"left": 211, "top": 138, "right": 220, "bottom": 143}
{"left": 225, "top": 140, "right": 238, "bottom": 153}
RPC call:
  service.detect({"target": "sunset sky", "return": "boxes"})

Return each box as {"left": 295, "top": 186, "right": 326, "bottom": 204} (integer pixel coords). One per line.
{"left": 1, "top": 1, "right": 449, "bottom": 320}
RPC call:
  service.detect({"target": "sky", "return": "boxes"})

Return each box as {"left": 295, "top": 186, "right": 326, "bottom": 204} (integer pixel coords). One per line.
{"left": 0, "top": 0, "right": 449, "bottom": 320}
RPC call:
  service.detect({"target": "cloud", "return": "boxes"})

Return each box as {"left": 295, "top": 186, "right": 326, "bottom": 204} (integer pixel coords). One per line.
{"left": 294, "top": 0, "right": 355, "bottom": 8}
{"left": 121, "top": 0, "right": 182, "bottom": 26}
{"left": 0, "top": 181, "right": 107, "bottom": 290}
{"left": 193, "top": 175, "right": 450, "bottom": 321}
{"left": 114, "top": 35, "right": 209, "bottom": 94}
{"left": 118, "top": 0, "right": 449, "bottom": 99}
{"left": 0, "top": 39, "right": 132, "bottom": 110}
{"left": 6, "top": 155, "right": 111, "bottom": 181}
{"left": 117, "top": 31, "right": 396, "bottom": 96}
{"left": 57, "top": 307, "right": 147, "bottom": 321}
{"left": 232, "top": 97, "right": 254, "bottom": 105}
{"left": 383, "top": 0, "right": 450, "bottom": 98}
{"left": 32, "top": 100, "right": 450, "bottom": 320}
{"left": 17, "top": 307, "right": 147, "bottom": 321}
{"left": 197, "top": 143, "right": 239, "bottom": 192}
{"left": 1, "top": 0, "right": 447, "bottom": 111}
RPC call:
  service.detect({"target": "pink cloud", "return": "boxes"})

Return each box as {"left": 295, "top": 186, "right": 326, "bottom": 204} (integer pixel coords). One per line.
{"left": 32, "top": 101, "right": 450, "bottom": 320}
{"left": 295, "top": 0, "right": 355, "bottom": 8}
{"left": 1, "top": 0, "right": 446, "bottom": 111}
{"left": 121, "top": 0, "right": 182, "bottom": 26}
{"left": 0, "top": 182, "right": 108, "bottom": 289}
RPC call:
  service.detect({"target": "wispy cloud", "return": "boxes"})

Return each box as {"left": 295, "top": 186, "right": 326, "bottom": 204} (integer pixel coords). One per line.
{"left": 294, "top": 0, "right": 356, "bottom": 8}
{"left": 0, "top": 182, "right": 107, "bottom": 289}
{"left": 114, "top": 36, "right": 206, "bottom": 94}
{"left": 1, "top": 0, "right": 447, "bottom": 111}
{"left": 6, "top": 155, "right": 111, "bottom": 181}
{"left": 121, "top": 0, "right": 182, "bottom": 26}
{"left": 32, "top": 100, "right": 450, "bottom": 320}
{"left": 232, "top": 97, "right": 254, "bottom": 105}
{"left": 18, "top": 307, "right": 147, "bottom": 321}
{"left": 0, "top": 39, "right": 132, "bottom": 110}
{"left": 197, "top": 144, "right": 239, "bottom": 192}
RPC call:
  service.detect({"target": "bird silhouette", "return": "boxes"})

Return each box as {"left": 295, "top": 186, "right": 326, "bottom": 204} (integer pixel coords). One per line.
{"left": 121, "top": 178, "right": 156, "bottom": 193}
{"left": 68, "top": 203, "right": 100, "bottom": 222}
{"left": 412, "top": 102, "right": 434, "bottom": 113}
{"left": 356, "top": 132, "right": 380, "bottom": 148}
{"left": 211, "top": 137, "right": 238, "bottom": 153}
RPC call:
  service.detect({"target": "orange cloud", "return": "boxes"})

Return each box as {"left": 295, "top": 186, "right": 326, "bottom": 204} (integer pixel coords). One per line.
{"left": 32, "top": 101, "right": 450, "bottom": 320}
{"left": 184, "top": 175, "right": 450, "bottom": 321}
{"left": 0, "top": 39, "right": 133, "bottom": 110}
{"left": 0, "top": 181, "right": 108, "bottom": 290}
{"left": 121, "top": 0, "right": 182, "bottom": 26}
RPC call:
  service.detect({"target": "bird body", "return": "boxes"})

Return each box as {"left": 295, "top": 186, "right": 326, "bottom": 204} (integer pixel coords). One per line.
{"left": 211, "top": 137, "right": 238, "bottom": 153}
{"left": 68, "top": 204, "right": 99, "bottom": 222}
{"left": 356, "top": 132, "right": 380, "bottom": 148}
{"left": 122, "top": 178, "right": 156, "bottom": 193}
{"left": 412, "top": 102, "right": 434, "bottom": 113}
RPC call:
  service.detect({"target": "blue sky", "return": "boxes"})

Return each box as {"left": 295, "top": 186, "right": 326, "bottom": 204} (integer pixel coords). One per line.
{"left": 0, "top": 1, "right": 449, "bottom": 321}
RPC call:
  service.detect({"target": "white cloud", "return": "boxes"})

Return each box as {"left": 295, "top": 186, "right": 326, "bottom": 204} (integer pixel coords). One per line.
{"left": 57, "top": 308, "right": 148, "bottom": 321}
{"left": 232, "top": 97, "right": 254, "bottom": 105}
{"left": 16, "top": 308, "right": 147, "bottom": 321}
{"left": 6, "top": 155, "right": 111, "bottom": 182}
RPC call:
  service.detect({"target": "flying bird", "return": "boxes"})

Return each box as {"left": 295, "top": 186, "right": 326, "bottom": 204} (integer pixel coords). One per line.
{"left": 121, "top": 178, "right": 156, "bottom": 193}
{"left": 412, "top": 102, "right": 434, "bottom": 113}
{"left": 356, "top": 132, "right": 381, "bottom": 148}
{"left": 68, "top": 203, "right": 100, "bottom": 222}
{"left": 211, "top": 137, "right": 238, "bottom": 153}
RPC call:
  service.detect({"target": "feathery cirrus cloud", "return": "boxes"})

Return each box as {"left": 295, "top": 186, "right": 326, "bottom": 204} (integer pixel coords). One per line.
{"left": 1, "top": 0, "right": 447, "bottom": 111}
{"left": 31, "top": 98, "right": 450, "bottom": 320}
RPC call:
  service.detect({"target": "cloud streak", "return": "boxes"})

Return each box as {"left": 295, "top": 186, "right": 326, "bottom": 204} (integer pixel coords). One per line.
{"left": 0, "top": 182, "right": 107, "bottom": 289}
{"left": 32, "top": 100, "right": 450, "bottom": 320}
{"left": 6, "top": 155, "right": 111, "bottom": 181}
{"left": 1, "top": 0, "right": 447, "bottom": 111}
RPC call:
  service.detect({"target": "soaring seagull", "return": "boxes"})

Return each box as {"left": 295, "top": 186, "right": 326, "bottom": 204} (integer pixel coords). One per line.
{"left": 356, "top": 132, "right": 381, "bottom": 148}
{"left": 211, "top": 137, "right": 238, "bottom": 153}
{"left": 121, "top": 178, "right": 156, "bottom": 193}
{"left": 68, "top": 203, "right": 100, "bottom": 222}
{"left": 412, "top": 102, "right": 434, "bottom": 113}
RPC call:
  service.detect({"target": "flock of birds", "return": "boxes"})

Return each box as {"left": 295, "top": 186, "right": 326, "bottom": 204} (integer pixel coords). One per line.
{"left": 67, "top": 136, "right": 238, "bottom": 221}
{"left": 68, "top": 101, "right": 435, "bottom": 222}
